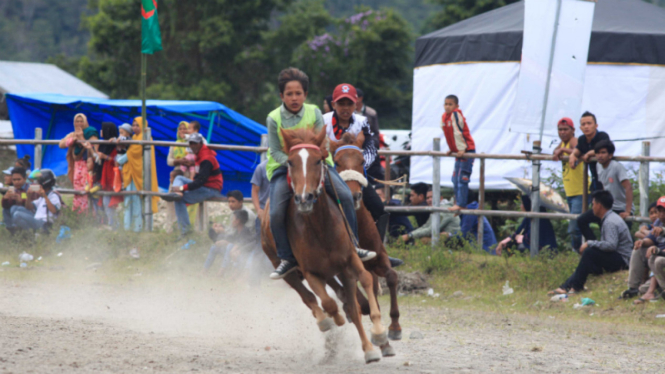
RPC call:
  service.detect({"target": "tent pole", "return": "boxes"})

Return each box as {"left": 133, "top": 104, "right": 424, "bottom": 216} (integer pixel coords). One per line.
{"left": 206, "top": 111, "right": 217, "bottom": 143}
{"left": 141, "top": 53, "right": 152, "bottom": 232}
{"left": 537, "top": 0, "right": 563, "bottom": 143}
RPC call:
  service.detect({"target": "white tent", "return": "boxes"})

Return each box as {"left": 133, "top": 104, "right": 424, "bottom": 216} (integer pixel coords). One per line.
{"left": 411, "top": 0, "right": 665, "bottom": 190}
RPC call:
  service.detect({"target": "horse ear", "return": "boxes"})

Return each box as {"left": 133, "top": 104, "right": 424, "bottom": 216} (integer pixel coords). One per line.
{"left": 354, "top": 131, "right": 365, "bottom": 148}
{"left": 328, "top": 135, "right": 340, "bottom": 155}
{"left": 280, "top": 128, "right": 293, "bottom": 152}
{"left": 316, "top": 127, "right": 330, "bottom": 160}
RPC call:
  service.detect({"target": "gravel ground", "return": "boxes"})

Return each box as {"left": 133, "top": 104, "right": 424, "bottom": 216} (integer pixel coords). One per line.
{"left": 1, "top": 276, "right": 664, "bottom": 373}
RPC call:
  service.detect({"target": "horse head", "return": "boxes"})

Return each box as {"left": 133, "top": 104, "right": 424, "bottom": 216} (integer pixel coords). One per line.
{"left": 282, "top": 127, "right": 328, "bottom": 214}
{"left": 329, "top": 131, "right": 367, "bottom": 210}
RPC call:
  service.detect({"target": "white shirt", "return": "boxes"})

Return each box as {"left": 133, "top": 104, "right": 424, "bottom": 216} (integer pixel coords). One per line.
{"left": 33, "top": 191, "right": 61, "bottom": 222}
{"left": 323, "top": 112, "right": 378, "bottom": 168}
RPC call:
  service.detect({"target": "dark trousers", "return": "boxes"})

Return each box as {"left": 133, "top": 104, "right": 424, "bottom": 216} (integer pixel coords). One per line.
{"left": 577, "top": 209, "right": 631, "bottom": 242}
{"left": 560, "top": 247, "right": 628, "bottom": 291}
{"left": 362, "top": 184, "right": 386, "bottom": 221}
{"left": 366, "top": 162, "right": 385, "bottom": 186}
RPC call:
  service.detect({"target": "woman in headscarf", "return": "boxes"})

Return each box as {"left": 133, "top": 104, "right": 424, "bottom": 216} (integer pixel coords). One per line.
{"left": 496, "top": 195, "right": 558, "bottom": 255}
{"left": 116, "top": 117, "right": 159, "bottom": 232}
{"left": 92, "top": 122, "right": 123, "bottom": 227}
{"left": 58, "top": 113, "right": 99, "bottom": 214}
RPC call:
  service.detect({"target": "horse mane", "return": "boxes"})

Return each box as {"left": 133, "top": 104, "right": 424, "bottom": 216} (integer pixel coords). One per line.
{"left": 339, "top": 132, "right": 357, "bottom": 145}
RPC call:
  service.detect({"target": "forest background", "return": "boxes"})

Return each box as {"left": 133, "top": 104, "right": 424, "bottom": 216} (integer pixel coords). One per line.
{"left": 2, "top": 0, "right": 664, "bottom": 129}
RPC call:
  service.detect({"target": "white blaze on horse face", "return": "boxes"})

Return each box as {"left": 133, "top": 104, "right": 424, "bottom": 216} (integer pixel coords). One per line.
{"left": 298, "top": 148, "right": 309, "bottom": 198}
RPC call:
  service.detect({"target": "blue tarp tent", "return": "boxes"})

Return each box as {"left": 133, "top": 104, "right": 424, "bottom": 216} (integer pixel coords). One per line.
{"left": 6, "top": 93, "right": 267, "bottom": 197}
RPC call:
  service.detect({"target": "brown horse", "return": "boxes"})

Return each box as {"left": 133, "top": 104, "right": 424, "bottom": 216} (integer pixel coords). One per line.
{"left": 261, "top": 127, "right": 385, "bottom": 364}
{"left": 329, "top": 132, "right": 402, "bottom": 348}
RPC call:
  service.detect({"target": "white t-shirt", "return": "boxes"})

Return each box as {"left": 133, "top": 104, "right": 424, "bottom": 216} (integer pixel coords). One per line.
{"left": 33, "top": 191, "right": 62, "bottom": 222}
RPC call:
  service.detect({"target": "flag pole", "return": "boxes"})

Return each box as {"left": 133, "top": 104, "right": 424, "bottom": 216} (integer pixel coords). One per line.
{"left": 141, "top": 52, "right": 153, "bottom": 231}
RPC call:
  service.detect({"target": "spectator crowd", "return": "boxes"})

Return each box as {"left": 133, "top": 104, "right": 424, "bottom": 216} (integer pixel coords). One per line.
{"left": 1, "top": 67, "right": 663, "bottom": 302}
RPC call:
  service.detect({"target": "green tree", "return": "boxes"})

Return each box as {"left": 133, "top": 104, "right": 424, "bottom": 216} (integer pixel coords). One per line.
{"left": 294, "top": 9, "right": 413, "bottom": 129}
{"left": 423, "top": 0, "right": 519, "bottom": 33}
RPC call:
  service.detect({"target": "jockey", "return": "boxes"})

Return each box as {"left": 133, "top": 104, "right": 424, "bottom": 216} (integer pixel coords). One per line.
{"left": 324, "top": 84, "right": 389, "bottom": 227}
{"left": 266, "top": 68, "right": 376, "bottom": 280}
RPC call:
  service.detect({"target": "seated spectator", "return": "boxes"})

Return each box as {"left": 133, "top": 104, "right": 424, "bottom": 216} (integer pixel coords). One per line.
{"left": 167, "top": 121, "right": 191, "bottom": 183}
{"left": 400, "top": 191, "right": 460, "bottom": 244}
{"left": 635, "top": 202, "right": 658, "bottom": 240}
{"left": 458, "top": 201, "right": 497, "bottom": 253}
{"left": 376, "top": 186, "right": 413, "bottom": 239}
{"left": 495, "top": 195, "right": 558, "bottom": 255}
{"left": 203, "top": 192, "right": 257, "bottom": 273}
{"left": 624, "top": 197, "right": 665, "bottom": 301}
{"left": 550, "top": 191, "right": 632, "bottom": 295}
{"left": 14, "top": 155, "right": 32, "bottom": 177}
{"left": 167, "top": 133, "right": 224, "bottom": 238}
{"left": 408, "top": 182, "right": 430, "bottom": 228}
{"left": 4, "top": 169, "right": 61, "bottom": 234}
{"left": 577, "top": 140, "right": 633, "bottom": 244}
{"left": 2, "top": 167, "right": 31, "bottom": 234}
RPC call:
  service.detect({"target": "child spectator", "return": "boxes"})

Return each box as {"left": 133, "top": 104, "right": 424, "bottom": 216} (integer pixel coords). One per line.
{"left": 552, "top": 117, "right": 585, "bottom": 251}
{"left": 4, "top": 169, "right": 60, "bottom": 233}
{"left": 577, "top": 140, "right": 633, "bottom": 243}
{"left": 167, "top": 121, "right": 190, "bottom": 183}
{"left": 2, "top": 167, "right": 13, "bottom": 193}
{"left": 441, "top": 95, "right": 476, "bottom": 211}
{"left": 550, "top": 191, "right": 632, "bottom": 295}
{"left": 407, "top": 182, "right": 430, "bottom": 227}
{"left": 624, "top": 197, "right": 665, "bottom": 301}
{"left": 568, "top": 111, "right": 610, "bottom": 192}
{"left": 458, "top": 201, "right": 497, "bottom": 253}
{"left": 495, "top": 195, "right": 557, "bottom": 255}
{"left": 635, "top": 202, "right": 658, "bottom": 240}
{"left": 218, "top": 210, "right": 257, "bottom": 277}
{"left": 14, "top": 155, "right": 32, "bottom": 177}
{"left": 2, "top": 167, "right": 30, "bottom": 233}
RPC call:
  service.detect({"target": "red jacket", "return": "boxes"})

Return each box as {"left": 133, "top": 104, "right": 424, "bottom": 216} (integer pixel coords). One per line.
{"left": 442, "top": 109, "right": 475, "bottom": 153}
{"left": 183, "top": 144, "right": 224, "bottom": 192}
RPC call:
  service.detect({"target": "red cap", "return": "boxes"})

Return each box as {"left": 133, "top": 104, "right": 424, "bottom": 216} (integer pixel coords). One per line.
{"left": 557, "top": 117, "right": 574, "bottom": 129}
{"left": 657, "top": 196, "right": 665, "bottom": 209}
{"left": 332, "top": 83, "right": 358, "bottom": 103}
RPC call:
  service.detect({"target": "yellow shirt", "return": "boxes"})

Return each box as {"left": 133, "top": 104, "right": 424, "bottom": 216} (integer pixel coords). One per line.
{"left": 561, "top": 141, "right": 586, "bottom": 197}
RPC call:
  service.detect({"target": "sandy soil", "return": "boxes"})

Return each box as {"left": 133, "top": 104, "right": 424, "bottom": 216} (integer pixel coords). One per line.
{"left": 1, "top": 275, "right": 664, "bottom": 373}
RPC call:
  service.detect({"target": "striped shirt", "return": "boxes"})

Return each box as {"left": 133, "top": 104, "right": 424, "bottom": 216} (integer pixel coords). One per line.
{"left": 323, "top": 112, "right": 378, "bottom": 169}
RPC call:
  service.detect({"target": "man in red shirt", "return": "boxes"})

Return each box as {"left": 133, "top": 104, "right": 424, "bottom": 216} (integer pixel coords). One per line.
{"left": 441, "top": 95, "right": 476, "bottom": 211}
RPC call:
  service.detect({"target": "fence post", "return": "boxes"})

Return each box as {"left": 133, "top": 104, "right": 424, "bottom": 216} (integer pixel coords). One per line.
{"left": 260, "top": 134, "right": 268, "bottom": 162}
{"left": 478, "top": 158, "right": 485, "bottom": 247}
{"left": 530, "top": 140, "right": 541, "bottom": 257}
{"left": 432, "top": 138, "right": 441, "bottom": 249}
{"left": 143, "top": 128, "right": 153, "bottom": 232}
{"left": 385, "top": 154, "right": 392, "bottom": 201}
{"left": 34, "top": 128, "right": 42, "bottom": 170}
{"left": 639, "top": 141, "right": 651, "bottom": 218}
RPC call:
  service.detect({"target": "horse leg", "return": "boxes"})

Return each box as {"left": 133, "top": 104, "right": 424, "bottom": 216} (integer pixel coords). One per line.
{"left": 351, "top": 258, "right": 387, "bottom": 349}
{"left": 283, "top": 272, "right": 332, "bottom": 332}
{"left": 384, "top": 268, "right": 402, "bottom": 341}
{"left": 304, "top": 273, "right": 345, "bottom": 327}
{"left": 356, "top": 284, "right": 371, "bottom": 316}
{"left": 339, "top": 269, "right": 380, "bottom": 364}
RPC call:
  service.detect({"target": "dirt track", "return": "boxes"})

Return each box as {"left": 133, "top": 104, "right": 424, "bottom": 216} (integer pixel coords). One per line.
{"left": 1, "top": 276, "right": 664, "bottom": 373}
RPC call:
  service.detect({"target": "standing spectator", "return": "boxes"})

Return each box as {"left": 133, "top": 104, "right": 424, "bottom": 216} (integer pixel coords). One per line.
{"left": 495, "top": 195, "right": 557, "bottom": 255}
{"left": 568, "top": 111, "right": 610, "bottom": 192}
{"left": 354, "top": 88, "right": 380, "bottom": 147}
{"left": 117, "top": 117, "right": 159, "bottom": 232}
{"left": 167, "top": 133, "right": 224, "bottom": 237}
{"left": 58, "top": 113, "right": 99, "bottom": 214}
{"left": 623, "top": 197, "right": 665, "bottom": 300}
{"left": 167, "top": 121, "right": 191, "bottom": 183}
{"left": 550, "top": 191, "right": 632, "bottom": 295}
{"left": 93, "top": 122, "right": 122, "bottom": 228}
{"left": 2, "top": 167, "right": 30, "bottom": 234}
{"left": 10, "top": 169, "right": 61, "bottom": 233}
{"left": 458, "top": 201, "right": 497, "bottom": 253}
{"left": 577, "top": 140, "right": 633, "bottom": 243}
{"left": 401, "top": 190, "right": 460, "bottom": 244}
{"left": 441, "top": 95, "right": 476, "bottom": 212}
{"left": 552, "top": 117, "right": 585, "bottom": 250}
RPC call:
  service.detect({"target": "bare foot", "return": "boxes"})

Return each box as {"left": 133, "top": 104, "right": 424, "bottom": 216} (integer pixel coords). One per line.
{"left": 547, "top": 288, "right": 568, "bottom": 296}
{"left": 634, "top": 292, "right": 656, "bottom": 305}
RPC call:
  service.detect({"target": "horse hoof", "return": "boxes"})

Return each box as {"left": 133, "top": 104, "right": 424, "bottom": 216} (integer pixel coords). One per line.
{"left": 317, "top": 318, "right": 334, "bottom": 332}
{"left": 381, "top": 344, "right": 396, "bottom": 357}
{"left": 388, "top": 329, "right": 402, "bottom": 341}
{"left": 370, "top": 331, "right": 388, "bottom": 346}
{"left": 364, "top": 350, "right": 381, "bottom": 364}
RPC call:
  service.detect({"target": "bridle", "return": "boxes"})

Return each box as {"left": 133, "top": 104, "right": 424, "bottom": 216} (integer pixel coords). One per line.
{"left": 287, "top": 143, "right": 326, "bottom": 197}
{"left": 333, "top": 145, "right": 368, "bottom": 188}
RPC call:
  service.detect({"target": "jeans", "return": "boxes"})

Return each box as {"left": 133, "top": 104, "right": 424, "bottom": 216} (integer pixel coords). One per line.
{"left": 103, "top": 195, "right": 117, "bottom": 228}
{"left": 452, "top": 151, "right": 474, "bottom": 207}
{"left": 269, "top": 165, "right": 358, "bottom": 262}
{"left": 203, "top": 243, "right": 233, "bottom": 270}
{"left": 124, "top": 181, "right": 142, "bottom": 232}
{"left": 173, "top": 176, "right": 221, "bottom": 235}
{"left": 5, "top": 205, "right": 44, "bottom": 231}
{"left": 560, "top": 247, "right": 628, "bottom": 291}
{"left": 567, "top": 195, "right": 583, "bottom": 251}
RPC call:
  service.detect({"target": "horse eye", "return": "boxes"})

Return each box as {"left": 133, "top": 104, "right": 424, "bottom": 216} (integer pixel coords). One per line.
{"left": 287, "top": 161, "right": 293, "bottom": 167}
{"left": 317, "top": 160, "right": 322, "bottom": 165}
